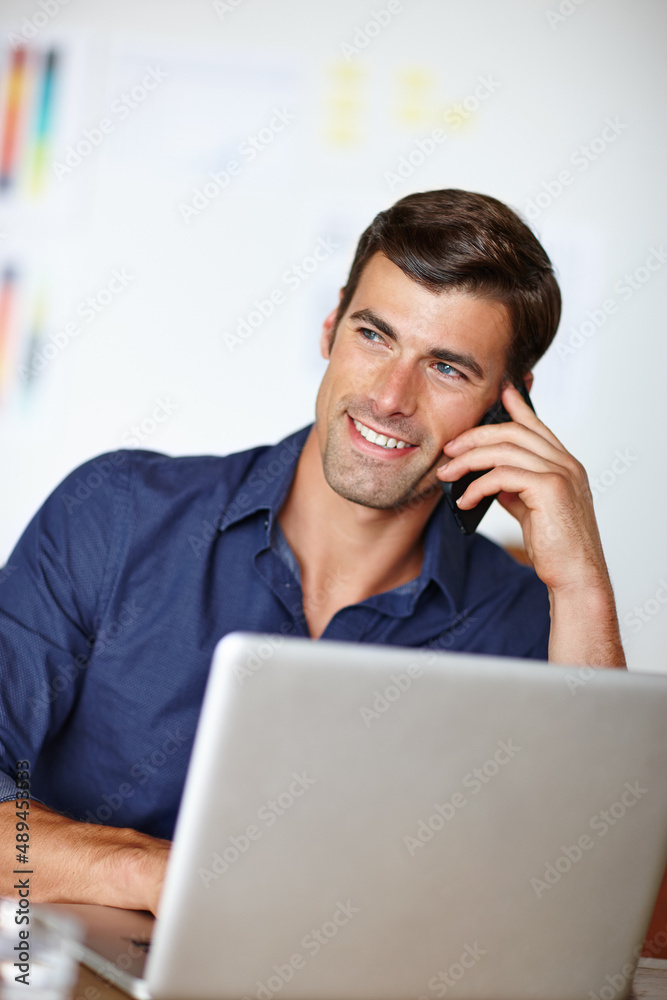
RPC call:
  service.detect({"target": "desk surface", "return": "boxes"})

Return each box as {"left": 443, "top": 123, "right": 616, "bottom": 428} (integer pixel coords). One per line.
{"left": 73, "top": 958, "right": 667, "bottom": 1000}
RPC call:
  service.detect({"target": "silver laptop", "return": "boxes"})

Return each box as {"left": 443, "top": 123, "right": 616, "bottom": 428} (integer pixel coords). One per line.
{"left": 44, "top": 632, "right": 667, "bottom": 1000}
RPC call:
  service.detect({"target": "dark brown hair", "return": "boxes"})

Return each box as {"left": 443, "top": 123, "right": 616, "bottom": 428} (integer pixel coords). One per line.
{"left": 332, "top": 189, "right": 561, "bottom": 383}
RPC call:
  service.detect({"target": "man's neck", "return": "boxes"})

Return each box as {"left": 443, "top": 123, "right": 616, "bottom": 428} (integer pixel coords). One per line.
{"left": 277, "top": 427, "right": 441, "bottom": 637}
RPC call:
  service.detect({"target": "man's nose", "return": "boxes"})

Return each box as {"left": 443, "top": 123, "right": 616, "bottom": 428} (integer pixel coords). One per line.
{"left": 368, "top": 360, "right": 418, "bottom": 418}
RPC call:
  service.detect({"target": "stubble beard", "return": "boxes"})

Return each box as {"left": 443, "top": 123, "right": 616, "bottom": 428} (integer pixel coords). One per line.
{"left": 320, "top": 413, "right": 443, "bottom": 511}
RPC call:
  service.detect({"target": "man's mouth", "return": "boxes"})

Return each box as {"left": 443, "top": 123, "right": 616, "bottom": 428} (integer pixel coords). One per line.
{"left": 351, "top": 417, "right": 417, "bottom": 450}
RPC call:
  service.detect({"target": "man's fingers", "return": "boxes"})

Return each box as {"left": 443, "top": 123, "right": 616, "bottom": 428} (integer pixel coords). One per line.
{"left": 496, "top": 490, "right": 530, "bottom": 529}
{"left": 445, "top": 385, "right": 566, "bottom": 457}
{"left": 448, "top": 466, "right": 569, "bottom": 511}
{"left": 500, "top": 384, "right": 571, "bottom": 450}
{"left": 438, "top": 441, "right": 565, "bottom": 483}
{"left": 441, "top": 424, "right": 583, "bottom": 488}
{"left": 443, "top": 418, "right": 565, "bottom": 458}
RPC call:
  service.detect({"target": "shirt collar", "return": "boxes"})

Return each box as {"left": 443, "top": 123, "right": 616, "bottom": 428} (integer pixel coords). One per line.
{"left": 217, "top": 424, "right": 312, "bottom": 533}
{"left": 217, "top": 423, "right": 469, "bottom": 615}
{"left": 355, "top": 491, "right": 468, "bottom": 619}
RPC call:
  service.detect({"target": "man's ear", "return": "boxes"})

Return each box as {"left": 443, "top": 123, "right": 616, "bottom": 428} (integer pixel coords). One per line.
{"left": 523, "top": 371, "right": 534, "bottom": 393}
{"left": 320, "top": 288, "right": 345, "bottom": 360}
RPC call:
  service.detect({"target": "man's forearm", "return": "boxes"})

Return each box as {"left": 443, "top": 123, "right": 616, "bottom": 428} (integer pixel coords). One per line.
{"left": 548, "top": 582, "right": 626, "bottom": 667}
{"left": 0, "top": 800, "right": 170, "bottom": 914}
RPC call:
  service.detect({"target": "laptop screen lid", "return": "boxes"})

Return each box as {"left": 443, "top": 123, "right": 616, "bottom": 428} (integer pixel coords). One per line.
{"left": 147, "top": 633, "right": 667, "bottom": 1000}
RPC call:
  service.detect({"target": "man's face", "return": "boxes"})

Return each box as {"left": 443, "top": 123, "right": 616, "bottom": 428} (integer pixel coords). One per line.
{"left": 315, "top": 252, "right": 513, "bottom": 510}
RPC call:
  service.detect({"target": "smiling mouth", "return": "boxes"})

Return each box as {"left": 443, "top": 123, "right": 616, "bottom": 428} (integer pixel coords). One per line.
{"left": 351, "top": 417, "right": 416, "bottom": 450}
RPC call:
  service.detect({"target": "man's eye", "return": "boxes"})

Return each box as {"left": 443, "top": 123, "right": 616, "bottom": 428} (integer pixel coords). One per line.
{"left": 434, "top": 362, "right": 465, "bottom": 380}
{"left": 360, "top": 327, "right": 383, "bottom": 342}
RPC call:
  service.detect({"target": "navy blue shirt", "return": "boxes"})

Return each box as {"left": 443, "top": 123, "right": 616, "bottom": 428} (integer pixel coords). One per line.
{"left": 0, "top": 425, "right": 549, "bottom": 838}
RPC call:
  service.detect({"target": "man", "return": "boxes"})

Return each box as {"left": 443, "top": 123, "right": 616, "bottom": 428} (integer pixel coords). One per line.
{"left": 0, "top": 189, "right": 624, "bottom": 915}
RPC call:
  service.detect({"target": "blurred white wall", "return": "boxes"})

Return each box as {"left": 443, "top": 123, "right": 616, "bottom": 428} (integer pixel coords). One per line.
{"left": 0, "top": 0, "right": 665, "bottom": 670}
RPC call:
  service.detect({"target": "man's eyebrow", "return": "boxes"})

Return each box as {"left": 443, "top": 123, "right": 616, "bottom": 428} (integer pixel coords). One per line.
{"left": 348, "top": 307, "right": 486, "bottom": 380}
{"left": 429, "top": 346, "right": 485, "bottom": 380}
{"left": 350, "top": 308, "right": 398, "bottom": 342}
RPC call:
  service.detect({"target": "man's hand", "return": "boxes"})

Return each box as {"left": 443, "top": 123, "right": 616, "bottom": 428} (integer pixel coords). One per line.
{"left": 0, "top": 800, "right": 170, "bottom": 915}
{"left": 437, "top": 384, "right": 626, "bottom": 667}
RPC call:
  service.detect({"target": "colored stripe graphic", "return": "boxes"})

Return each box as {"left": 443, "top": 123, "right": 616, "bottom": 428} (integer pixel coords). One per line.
{"left": 0, "top": 268, "right": 16, "bottom": 395}
{"left": 30, "top": 50, "right": 58, "bottom": 195}
{"left": 22, "top": 287, "right": 45, "bottom": 392}
{"left": 0, "top": 48, "right": 28, "bottom": 190}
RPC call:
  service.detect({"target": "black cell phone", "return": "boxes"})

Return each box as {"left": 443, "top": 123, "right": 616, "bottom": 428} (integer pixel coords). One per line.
{"left": 441, "top": 382, "right": 535, "bottom": 535}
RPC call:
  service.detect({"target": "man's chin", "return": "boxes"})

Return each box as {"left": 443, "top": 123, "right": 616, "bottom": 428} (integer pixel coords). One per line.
{"left": 334, "top": 489, "right": 407, "bottom": 511}
{"left": 323, "top": 467, "right": 442, "bottom": 512}
{"left": 319, "top": 428, "right": 443, "bottom": 511}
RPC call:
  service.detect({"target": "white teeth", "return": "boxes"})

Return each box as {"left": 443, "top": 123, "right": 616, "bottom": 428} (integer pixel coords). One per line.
{"left": 353, "top": 419, "right": 413, "bottom": 450}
